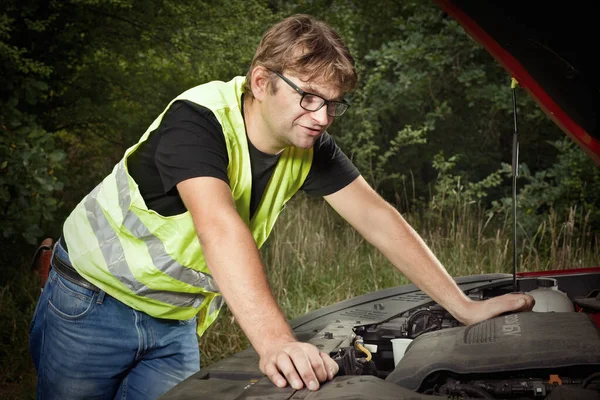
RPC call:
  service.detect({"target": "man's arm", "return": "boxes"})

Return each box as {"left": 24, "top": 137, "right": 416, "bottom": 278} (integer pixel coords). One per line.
{"left": 177, "top": 177, "right": 338, "bottom": 391}
{"left": 324, "top": 176, "right": 534, "bottom": 325}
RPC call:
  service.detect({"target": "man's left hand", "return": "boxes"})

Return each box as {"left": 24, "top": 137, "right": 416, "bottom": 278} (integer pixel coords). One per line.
{"left": 458, "top": 293, "right": 535, "bottom": 325}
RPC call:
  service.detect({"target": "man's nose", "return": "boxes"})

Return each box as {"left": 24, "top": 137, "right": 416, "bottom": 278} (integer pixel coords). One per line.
{"left": 311, "top": 105, "right": 330, "bottom": 125}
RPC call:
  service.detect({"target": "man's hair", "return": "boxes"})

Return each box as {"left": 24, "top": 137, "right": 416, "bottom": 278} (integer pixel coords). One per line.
{"left": 243, "top": 14, "right": 357, "bottom": 98}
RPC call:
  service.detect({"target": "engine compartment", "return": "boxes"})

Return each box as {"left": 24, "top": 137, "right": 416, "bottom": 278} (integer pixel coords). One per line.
{"left": 323, "top": 276, "right": 600, "bottom": 399}
{"left": 159, "top": 272, "right": 600, "bottom": 400}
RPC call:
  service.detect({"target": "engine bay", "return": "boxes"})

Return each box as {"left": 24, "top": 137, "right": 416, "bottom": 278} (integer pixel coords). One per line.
{"left": 317, "top": 276, "right": 600, "bottom": 399}
{"left": 159, "top": 272, "right": 600, "bottom": 400}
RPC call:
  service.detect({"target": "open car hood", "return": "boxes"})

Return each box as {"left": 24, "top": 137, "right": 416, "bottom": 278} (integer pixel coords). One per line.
{"left": 435, "top": 0, "right": 600, "bottom": 165}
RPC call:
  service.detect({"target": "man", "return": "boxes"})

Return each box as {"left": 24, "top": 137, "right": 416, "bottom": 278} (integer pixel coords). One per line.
{"left": 29, "top": 14, "right": 534, "bottom": 399}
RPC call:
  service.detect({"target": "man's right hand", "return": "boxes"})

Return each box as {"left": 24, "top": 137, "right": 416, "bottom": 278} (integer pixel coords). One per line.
{"left": 178, "top": 178, "right": 337, "bottom": 391}
{"left": 258, "top": 340, "right": 339, "bottom": 391}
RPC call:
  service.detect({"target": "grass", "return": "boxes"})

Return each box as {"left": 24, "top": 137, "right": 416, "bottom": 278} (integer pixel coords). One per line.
{"left": 0, "top": 260, "right": 39, "bottom": 400}
{"left": 2, "top": 193, "right": 598, "bottom": 398}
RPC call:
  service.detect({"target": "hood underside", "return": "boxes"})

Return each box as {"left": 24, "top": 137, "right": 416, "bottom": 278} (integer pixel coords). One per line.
{"left": 435, "top": 0, "right": 600, "bottom": 165}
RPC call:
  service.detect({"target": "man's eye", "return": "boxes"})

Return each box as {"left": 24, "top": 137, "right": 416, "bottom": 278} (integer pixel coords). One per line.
{"left": 303, "top": 95, "right": 323, "bottom": 106}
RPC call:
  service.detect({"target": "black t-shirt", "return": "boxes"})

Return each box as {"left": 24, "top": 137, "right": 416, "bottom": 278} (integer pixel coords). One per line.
{"left": 127, "top": 100, "right": 360, "bottom": 218}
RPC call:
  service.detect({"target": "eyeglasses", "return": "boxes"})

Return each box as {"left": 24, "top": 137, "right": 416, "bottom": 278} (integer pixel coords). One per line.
{"left": 270, "top": 70, "right": 349, "bottom": 117}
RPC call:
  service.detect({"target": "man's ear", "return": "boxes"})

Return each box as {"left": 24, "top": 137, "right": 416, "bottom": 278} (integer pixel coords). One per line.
{"left": 250, "top": 66, "right": 271, "bottom": 101}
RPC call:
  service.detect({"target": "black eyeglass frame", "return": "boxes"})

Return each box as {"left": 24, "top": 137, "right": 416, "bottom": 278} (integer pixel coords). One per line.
{"left": 270, "top": 70, "right": 349, "bottom": 117}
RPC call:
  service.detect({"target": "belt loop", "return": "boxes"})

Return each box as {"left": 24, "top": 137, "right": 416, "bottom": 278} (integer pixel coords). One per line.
{"left": 96, "top": 290, "right": 106, "bottom": 304}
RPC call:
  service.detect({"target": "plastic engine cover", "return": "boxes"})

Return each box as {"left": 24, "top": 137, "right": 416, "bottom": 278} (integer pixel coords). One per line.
{"left": 386, "top": 311, "right": 600, "bottom": 390}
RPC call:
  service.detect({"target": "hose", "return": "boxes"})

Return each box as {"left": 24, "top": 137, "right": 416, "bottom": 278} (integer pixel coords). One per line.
{"left": 354, "top": 341, "right": 372, "bottom": 362}
{"left": 582, "top": 371, "right": 600, "bottom": 388}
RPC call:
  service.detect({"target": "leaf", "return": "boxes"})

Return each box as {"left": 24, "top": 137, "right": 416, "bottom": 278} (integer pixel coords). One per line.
{"left": 49, "top": 150, "right": 65, "bottom": 163}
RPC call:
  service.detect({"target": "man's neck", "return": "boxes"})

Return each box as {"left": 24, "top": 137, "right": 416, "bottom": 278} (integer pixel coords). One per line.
{"left": 243, "top": 96, "right": 284, "bottom": 155}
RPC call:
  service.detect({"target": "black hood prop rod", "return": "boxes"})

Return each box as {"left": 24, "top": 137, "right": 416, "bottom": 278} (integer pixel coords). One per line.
{"left": 511, "top": 77, "right": 520, "bottom": 293}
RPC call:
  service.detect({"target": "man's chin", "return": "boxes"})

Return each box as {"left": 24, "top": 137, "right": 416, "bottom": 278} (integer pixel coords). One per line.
{"left": 292, "top": 133, "right": 321, "bottom": 149}
{"left": 293, "top": 139, "right": 317, "bottom": 150}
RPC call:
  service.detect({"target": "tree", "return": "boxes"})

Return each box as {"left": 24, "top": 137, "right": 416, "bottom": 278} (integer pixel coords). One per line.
{"left": 1, "top": 0, "right": 277, "bottom": 247}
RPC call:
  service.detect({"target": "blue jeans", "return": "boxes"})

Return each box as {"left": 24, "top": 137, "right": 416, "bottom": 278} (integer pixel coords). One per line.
{"left": 29, "top": 241, "right": 200, "bottom": 399}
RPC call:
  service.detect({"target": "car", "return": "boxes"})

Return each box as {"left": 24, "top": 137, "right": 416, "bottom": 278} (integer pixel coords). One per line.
{"left": 159, "top": 1, "right": 600, "bottom": 399}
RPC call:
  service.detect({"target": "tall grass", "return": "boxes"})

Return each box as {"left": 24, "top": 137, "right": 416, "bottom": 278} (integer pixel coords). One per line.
{"left": 0, "top": 255, "right": 39, "bottom": 399}
{"left": 2, "top": 193, "right": 598, "bottom": 398}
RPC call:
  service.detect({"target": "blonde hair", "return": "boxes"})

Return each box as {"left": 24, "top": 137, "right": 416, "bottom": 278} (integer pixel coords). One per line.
{"left": 243, "top": 14, "right": 357, "bottom": 98}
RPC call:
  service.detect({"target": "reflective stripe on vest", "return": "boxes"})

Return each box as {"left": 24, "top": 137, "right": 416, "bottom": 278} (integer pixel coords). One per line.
{"left": 83, "top": 161, "right": 218, "bottom": 308}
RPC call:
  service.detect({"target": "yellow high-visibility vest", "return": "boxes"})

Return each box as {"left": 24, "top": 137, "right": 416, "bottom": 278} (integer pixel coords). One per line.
{"left": 63, "top": 77, "right": 313, "bottom": 335}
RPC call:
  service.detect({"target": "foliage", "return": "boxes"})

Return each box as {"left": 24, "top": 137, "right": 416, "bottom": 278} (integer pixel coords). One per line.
{"left": 429, "top": 151, "right": 503, "bottom": 213}
{"left": 1, "top": 0, "right": 278, "bottom": 241}
{"left": 3, "top": 0, "right": 596, "bottom": 247}
{"left": 322, "top": 1, "right": 566, "bottom": 208}
{"left": 0, "top": 119, "right": 65, "bottom": 244}
{"left": 492, "top": 138, "right": 600, "bottom": 249}
{"left": 1, "top": 3, "right": 66, "bottom": 244}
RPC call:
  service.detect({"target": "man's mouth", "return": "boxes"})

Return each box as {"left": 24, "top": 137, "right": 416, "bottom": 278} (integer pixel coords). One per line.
{"left": 301, "top": 126, "right": 322, "bottom": 137}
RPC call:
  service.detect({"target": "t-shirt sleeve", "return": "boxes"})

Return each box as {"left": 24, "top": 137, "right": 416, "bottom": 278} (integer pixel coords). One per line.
{"left": 301, "top": 132, "right": 360, "bottom": 196}
{"left": 155, "top": 100, "right": 229, "bottom": 195}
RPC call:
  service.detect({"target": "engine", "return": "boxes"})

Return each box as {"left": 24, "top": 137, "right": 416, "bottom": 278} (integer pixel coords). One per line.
{"left": 327, "top": 281, "right": 600, "bottom": 399}
{"left": 386, "top": 311, "right": 600, "bottom": 398}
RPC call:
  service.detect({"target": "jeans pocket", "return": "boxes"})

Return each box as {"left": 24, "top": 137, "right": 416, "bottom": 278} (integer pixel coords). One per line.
{"left": 48, "top": 273, "right": 97, "bottom": 320}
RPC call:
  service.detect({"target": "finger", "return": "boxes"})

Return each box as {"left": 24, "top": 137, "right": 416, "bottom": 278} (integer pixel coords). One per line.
{"left": 487, "top": 295, "right": 518, "bottom": 315}
{"left": 307, "top": 350, "right": 328, "bottom": 383}
{"left": 276, "top": 352, "right": 305, "bottom": 390}
{"left": 287, "top": 348, "right": 319, "bottom": 391}
{"left": 521, "top": 295, "right": 535, "bottom": 311}
{"left": 523, "top": 294, "right": 535, "bottom": 310}
{"left": 320, "top": 352, "right": 339, "bottom": 380}
{"left": 511, "top": 294, "right": 534, "bottom": 311}
{"left": 516, "top": 296, "right": 527, "bottom": 309}
{"left": 263, "top": 361, "right": 287, "bottom": 388}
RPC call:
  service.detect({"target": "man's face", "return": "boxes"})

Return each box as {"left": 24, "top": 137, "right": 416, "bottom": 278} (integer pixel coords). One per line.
{"left": 261, "top": 70, "right": 343, "bottom": 152}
